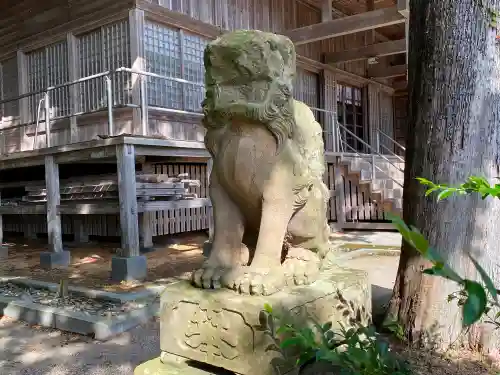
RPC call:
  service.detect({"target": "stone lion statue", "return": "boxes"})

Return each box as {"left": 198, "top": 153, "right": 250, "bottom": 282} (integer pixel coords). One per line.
{"left": 192, "top": 30, "right": 334, "bottom": 296}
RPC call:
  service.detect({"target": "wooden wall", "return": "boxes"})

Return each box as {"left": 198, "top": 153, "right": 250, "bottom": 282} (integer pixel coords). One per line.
{"left": 146, "top": 0, "right": 369, "bottom": 76}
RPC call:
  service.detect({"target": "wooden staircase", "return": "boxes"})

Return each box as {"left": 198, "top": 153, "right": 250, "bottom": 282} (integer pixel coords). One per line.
{"left": 339, "top": 154, "right": 404, "bottom": 216}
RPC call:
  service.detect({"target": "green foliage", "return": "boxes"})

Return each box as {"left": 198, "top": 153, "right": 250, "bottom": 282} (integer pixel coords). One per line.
{"left": 383, "top": 318, "right": 406, "bottom": 342}
{"left": 387, "top": 175, "right": 500, "bottom": 330}
{"left": 260, "top": 305, "right": 411, "bottom": 375}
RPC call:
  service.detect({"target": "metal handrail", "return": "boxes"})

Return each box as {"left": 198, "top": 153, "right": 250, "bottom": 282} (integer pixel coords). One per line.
{"left": 0, "top": 70, "right": 114, "bottom": 149}
{"left": 115, "top": 67, "right": 205, "bottom": 87}
{"left": 379, "top": 143, "right": 404, "bottom": 163}
{"left": 377, "top": 128, "right": 405, "bottom": 152}
{"left": 309, "top": 106, "right": 403, "bottom": 174}
{"left": 340, "top": 139, "right": 403, "bottom": 188}
{"left": 307, "top": 106, "right": 404, "bottom": 188}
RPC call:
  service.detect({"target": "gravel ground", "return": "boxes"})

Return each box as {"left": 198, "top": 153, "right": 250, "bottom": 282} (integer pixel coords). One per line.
{"left": 0, "top": 282, "right": 150, "bottom": 317}
{"left": 0, "top": 317, "right": 160, "bottom": 375}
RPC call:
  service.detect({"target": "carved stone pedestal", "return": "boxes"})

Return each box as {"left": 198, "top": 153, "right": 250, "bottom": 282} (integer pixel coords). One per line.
{"left": 134, "top": 266, "right": 371, "bottom": 375}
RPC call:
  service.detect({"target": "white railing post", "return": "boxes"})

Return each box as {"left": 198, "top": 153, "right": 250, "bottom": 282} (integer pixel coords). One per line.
{"left": 44, "top": 91, "right": 51, "bottom": 148}
{"left": 371, "top": 154, "right": 376, "bottom": 183}
{"left": 140, "top": 74, "right": 148, "bottom": 136}
{"left": 106, "top": 75, "right": 114, "bottom": 136}
{"left": 376, "top": 130, "right": 381, "bottom": 154}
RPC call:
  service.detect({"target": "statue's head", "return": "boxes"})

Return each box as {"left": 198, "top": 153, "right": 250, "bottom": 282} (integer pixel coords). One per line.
{"left": 202, "top": 30, "right": 296, "bottom": 154}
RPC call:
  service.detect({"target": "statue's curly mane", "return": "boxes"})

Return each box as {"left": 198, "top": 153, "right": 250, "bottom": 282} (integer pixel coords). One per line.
{"left": 201, "top": 30, "right": 297, "bottom": 157}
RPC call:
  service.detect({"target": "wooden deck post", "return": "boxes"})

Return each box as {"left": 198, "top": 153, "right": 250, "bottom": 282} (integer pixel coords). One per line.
{"left": 111, "top": 143, "right": 147, "bottom": 281}
{"left": 40, "top": 155, "right": 70, "bottom": 269}
{"left": 0, "top": 191, "right": 7, "bottom": 259}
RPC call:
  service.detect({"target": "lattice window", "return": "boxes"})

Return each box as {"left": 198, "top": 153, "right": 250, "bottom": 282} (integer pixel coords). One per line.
{"left": 78, "top": 29, "right": 104, "bottom": 112}
{"left": 144, "top": 21, "right": 208, "bottom": 112}
{"left": 183, "top": 32, "right": 208, "bottom": 111}
{"left": 337, "top": 84, "right": 365, "bottom": 153}
{"left": 145, "top": 21, "right": 182, "bottom": 109}
{"left": 103, "top": 20, "right": 131, "bottom": 106}
{"left": 26, "top": 41, "right": 70, "bottom": 123}
{"left": 0, "top": 58, "right": 19, "bottom": 126}
{"left": 294, "top": 68, "right": 319, "bottom": 120}
{"left": 78, "top": 19, "right": 131, "bottom": 113}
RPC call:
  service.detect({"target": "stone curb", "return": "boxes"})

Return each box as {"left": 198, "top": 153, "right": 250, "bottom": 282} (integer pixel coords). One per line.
{"left": 0, "top": 277, "right": 166, "bottom": 303}
{"left": 0, "top": 295, "right": 160, "bottom": 341}
{"left": 336, "top": 248, "right": 401, "bottom": 261}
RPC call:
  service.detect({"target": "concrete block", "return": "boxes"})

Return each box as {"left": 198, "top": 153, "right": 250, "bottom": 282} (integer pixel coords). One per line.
{"left": 111, "top": 255, "right": 147, "bottom": 282}
{"left": 0, "top": 295, "right": 157, "bottom": 341}
{"left": 40, "top": 251, "right": 71, "bottom": 269}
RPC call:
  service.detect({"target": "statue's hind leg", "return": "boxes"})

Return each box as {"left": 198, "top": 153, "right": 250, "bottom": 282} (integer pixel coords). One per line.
{"left": 284, "top": 186, "right": 331, "bottom": 285}
{"left": 192, "top": 171, "right": 248, "bottom": 289}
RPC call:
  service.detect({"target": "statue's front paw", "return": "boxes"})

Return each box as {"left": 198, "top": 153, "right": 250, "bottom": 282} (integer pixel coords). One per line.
{"left": 283, "top": 247, "right": 321, "bottom": 286}
{"left": 192, "top": 264, "right": 229, "bottom": 289}
{"left": 223, "top": 266, "right": 287, "bottom": 296}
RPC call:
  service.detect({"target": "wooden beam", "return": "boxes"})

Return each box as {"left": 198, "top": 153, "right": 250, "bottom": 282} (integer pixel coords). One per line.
{"left": 45, "top": 155, "right": 63, "bottom": 253}
{"left": 367, "top": 64, "right": 407, "bottom": 79}
{"left": 324, "top": 39, "right": 406, "bottom": 64}
{"left": 283, "top": 7, "right": 405, "bottom": 45}
{"left": 116, "top": 143, "right": 140, "bottom": 257}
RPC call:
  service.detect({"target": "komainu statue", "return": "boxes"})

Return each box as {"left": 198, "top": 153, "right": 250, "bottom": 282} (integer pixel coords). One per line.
{"left": 193, "top": 30, "right": 334, "bottom": 296}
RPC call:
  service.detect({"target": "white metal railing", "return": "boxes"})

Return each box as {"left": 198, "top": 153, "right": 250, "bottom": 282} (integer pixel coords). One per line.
{"left": 0, "top": 67, "right": 205, "bottom": 152}
{"left": 0, "top": 66, "right": 406, "bottom": 182}
{"left": 0, "top": 71, "right": 114, "bottom": 149}
{"left": 309, "top": 106, "right": 404, "bottom": 188}
{"left": 376, "top": 129, "right": 405, "bottom": 161}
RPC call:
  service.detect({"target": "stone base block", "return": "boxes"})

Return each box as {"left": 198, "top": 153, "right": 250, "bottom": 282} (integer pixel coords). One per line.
{"left": 40, "top": 251, "right": 70, "bottom": 269}
{"left": 0, "top": 246, "right": 8, "bottom": 259}
{"left": 158, "top": 267, "right": 371, "bottom": 375}
{"left": 134, "top": 354, "right": 234, "bottom": 375}
{"left": 111, "top": 256, "right": 147, "bottom": 282}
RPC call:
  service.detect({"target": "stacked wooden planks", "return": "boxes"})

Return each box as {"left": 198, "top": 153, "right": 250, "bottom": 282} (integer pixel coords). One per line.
{"left": 21, "top": 173, "right": 201, "bottom": 203}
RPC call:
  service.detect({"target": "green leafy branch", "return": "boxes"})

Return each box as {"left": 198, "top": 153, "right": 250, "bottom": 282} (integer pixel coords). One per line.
{"left": 416, "top": 175, "right": 500, "bottom": 201}
{"left": 388, "top": 175, "right": 500, "bottom": 328}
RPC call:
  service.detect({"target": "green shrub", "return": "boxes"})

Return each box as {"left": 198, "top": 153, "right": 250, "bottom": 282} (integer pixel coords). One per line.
{"left": 260, "top": 303, "right": 411, "bottom": 375}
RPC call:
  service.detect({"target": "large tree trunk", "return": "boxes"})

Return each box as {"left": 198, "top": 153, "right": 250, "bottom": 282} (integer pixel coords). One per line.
{"left": 386, "top": 0, "right": 500, "bottom": 353}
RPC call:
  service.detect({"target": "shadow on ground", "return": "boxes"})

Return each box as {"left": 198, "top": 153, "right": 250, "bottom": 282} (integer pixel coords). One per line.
{"left": 0, "top": 316, "right": 160, "bottom": 375}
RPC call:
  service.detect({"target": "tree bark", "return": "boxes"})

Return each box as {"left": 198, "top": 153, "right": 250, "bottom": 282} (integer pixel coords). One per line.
{"left": 386, "top": 0, "right": 500, "bottom": 353}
